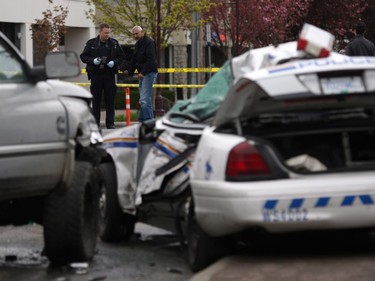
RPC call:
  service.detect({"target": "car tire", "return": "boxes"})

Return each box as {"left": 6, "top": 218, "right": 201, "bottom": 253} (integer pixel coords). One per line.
{"left": 98, "top": 162, "right": 136, "bottom": 242}
{"left": 187, "top": 201, "right": 233, "bottom": 272}
{"left": 43, "top": 161, "right": 99, "bottom": 264}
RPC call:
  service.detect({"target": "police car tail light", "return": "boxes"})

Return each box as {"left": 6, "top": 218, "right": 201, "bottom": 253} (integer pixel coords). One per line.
{"left": 297, "top": 23, "right": 334, "bottom": 58}
{"left": 226, "top": 141, "right": 271, "bottom": 177}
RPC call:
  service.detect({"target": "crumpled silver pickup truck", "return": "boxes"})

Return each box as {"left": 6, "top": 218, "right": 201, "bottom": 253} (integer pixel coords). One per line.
{"left": 0, "top": 32, "right": 105, "bottom": 264}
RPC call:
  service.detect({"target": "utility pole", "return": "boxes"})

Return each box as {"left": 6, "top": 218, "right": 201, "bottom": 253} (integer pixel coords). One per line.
{"left": 191, "top": 11, "right": 199, "bottom": 96}
{"left": 206, "top": 23, "right": 212, "bottom": 79}
{"left": 235, "top": 0, "right": 239, "bottom": 56}
{"left": 154, "top": 0, "right": 165, "bottom": 116}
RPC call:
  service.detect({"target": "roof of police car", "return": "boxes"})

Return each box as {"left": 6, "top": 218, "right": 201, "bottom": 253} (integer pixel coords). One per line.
{"left": 213, "top": 52, "right": 375, "bottom": 128}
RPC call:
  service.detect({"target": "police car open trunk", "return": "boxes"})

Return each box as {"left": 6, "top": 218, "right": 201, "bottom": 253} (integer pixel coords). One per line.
{"left": 245, "top": 108, "right": 375, "bottom": 173}
{"left": 214, "top": 66, "right": 375, "bottom": 174}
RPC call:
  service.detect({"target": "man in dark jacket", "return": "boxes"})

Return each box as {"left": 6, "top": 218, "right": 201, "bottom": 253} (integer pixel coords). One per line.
{"left": 346, "top": 22, "right": 375, "bottom": 56}
{"left": 122, "top": 26, "right": 158, "bottom": 122}
{"left": 80, "top": 23, "right": 125, "bottom": 129}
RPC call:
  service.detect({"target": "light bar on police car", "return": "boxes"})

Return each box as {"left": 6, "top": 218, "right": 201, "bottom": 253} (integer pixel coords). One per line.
{"left": 297, "top": 23, "right": 334, "bottom": 58}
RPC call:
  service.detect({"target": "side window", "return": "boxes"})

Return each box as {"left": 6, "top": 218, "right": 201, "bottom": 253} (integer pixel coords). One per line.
{"left": 0, "top": 44, "right": 25, "bottom": 82}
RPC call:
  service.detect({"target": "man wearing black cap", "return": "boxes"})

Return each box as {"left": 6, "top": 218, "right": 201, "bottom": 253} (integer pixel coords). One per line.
{"left": 346, "top": 21, "right": 375, "bottom": 56}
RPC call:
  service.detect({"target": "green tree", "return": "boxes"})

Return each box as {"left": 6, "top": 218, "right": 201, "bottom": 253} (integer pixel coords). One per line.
{"left": 31, "top": 0, "right": 69, "bottom": 65}
{"left": 85, "top": 0, "right": 215, "bottom": 47}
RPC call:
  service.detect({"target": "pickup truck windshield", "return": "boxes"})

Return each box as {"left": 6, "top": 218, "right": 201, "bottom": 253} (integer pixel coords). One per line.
{"left": 0, "top": 43, "right": 25, "bottom": 82}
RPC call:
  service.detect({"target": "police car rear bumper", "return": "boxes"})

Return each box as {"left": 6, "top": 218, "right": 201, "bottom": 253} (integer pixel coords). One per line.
{"left": 191, "top": 171, "right": 375, "bottom": 237}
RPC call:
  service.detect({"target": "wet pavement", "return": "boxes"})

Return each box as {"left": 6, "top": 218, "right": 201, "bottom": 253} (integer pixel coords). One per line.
{"left": 0, "top": 223, "right": 193, "bottom": 281}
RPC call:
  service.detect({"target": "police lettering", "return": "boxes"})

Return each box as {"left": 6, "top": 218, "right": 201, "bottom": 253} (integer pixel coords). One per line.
{"left": 298, "top": 57, "right": 375, "bottom": 68}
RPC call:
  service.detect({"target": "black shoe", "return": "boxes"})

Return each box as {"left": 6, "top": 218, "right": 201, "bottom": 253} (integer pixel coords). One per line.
{"left": 106, "top": 125, "right": 115, "bottom": 129}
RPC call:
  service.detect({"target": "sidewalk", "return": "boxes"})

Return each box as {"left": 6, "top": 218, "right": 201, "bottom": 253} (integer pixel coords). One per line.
{"left": 99, "top": 109, "right": 134, "bottom": 128}
{"left": 190, "top": 257, "right": 239, "bottom": 281}
{"left": 189, "top": 240, "right": 375, "bottom": 281}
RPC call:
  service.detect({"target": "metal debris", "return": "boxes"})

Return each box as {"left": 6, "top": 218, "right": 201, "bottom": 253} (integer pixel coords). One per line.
{"left": 166, "top": 267, "right": 183, "bottom": 274}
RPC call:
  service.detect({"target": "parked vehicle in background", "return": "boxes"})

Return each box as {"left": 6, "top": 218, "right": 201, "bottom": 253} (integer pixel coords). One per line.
{"left": 98, "top": 24, "right": 375, "bottom": 272}
{"left": 0, "top": 31, "right": 105, "bottom": 264}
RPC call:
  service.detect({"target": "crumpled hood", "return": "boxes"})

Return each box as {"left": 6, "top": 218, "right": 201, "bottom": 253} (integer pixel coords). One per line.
{"left": 46, "top": 79, "right": 92, "bottom": 99}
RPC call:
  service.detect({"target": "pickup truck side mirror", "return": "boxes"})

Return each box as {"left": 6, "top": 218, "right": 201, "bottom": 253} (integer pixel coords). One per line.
{"left": 30, "top": 51, "right": 81, "bottom": 84}
{"left": 45, "top": 51, "right": 81, "bottom": 79}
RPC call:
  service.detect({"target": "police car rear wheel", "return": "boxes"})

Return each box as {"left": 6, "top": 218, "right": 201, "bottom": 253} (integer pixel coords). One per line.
{"left": 187, "top": 201, "right": 232, "bottom": 272}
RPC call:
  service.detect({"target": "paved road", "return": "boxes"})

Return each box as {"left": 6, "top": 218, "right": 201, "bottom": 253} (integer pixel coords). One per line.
{"left": 0, "top": 223, "right": 193, "bottom": 281}
{"left": 3, "top": 225, "right": 375, "bottom": 281}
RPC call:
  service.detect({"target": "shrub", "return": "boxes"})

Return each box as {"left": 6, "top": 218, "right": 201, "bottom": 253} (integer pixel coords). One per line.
{"left": 114, "top": 88, "right": 176, "bottom": 112}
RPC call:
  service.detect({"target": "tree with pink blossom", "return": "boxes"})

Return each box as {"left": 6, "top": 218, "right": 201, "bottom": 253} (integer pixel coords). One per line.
{"left": 206, "top": 0, "right": 369, "bottom": 58}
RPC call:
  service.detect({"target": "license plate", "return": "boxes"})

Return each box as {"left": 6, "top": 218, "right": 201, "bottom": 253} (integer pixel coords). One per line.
{"left": 321, "top": 77, "right": 365, "bottom": 94}
{"left": 262, "top": 208, "right": 308, "bottom": 222}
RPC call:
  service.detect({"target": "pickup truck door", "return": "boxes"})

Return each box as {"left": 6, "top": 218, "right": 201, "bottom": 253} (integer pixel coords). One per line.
{"left": 0, "top": 41, "right": 68, "bottom": 200}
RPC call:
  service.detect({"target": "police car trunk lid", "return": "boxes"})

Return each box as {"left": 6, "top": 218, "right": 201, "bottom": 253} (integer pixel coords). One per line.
{"left": 214, "top": 57, "right": 375, "bottom": 174}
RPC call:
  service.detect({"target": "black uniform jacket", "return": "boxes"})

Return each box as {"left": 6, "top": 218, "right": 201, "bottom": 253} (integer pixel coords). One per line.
{"left": 80, "top": 36, "right": 125, "bottom": 75}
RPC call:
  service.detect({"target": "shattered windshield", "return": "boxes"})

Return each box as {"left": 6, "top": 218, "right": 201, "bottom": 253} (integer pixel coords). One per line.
{"left": 168, "top": 60, "right": 233, "bottom": 122}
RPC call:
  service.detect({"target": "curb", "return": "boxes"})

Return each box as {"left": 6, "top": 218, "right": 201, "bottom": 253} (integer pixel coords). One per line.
{"left": 189, "top": 257, "right": 235, "bottom": 281}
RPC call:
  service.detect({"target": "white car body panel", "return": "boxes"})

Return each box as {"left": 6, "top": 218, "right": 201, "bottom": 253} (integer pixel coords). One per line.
{"left": 102, "top": 125, "right": 140, "bottom": 212}
{"left": 191, "top": 170, "right": 375, "bottom": 236}
{"left": 102, "top": 124, "right": 189, "bottom": 213}
{"left": 192, "top": 130, "right": 375, "bottom": 236}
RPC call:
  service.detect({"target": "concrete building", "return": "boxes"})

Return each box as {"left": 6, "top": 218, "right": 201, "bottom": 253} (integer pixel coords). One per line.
{"left": 0, "top": 0, "right": 95, "bottom": 67}
{"left": 0, "top": 0, "right": 214, "bottom": 100}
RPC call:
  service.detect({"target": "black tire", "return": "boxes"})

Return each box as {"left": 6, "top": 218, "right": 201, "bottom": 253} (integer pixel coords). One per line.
{"left": 98, "top": 162, "right": 136, "bottom": 242}
{"left": 43, "top": 161, "right": 99, "bottom": 264}
{"left": 187, "top": 201, "right": 233, "bottom": 272}
{"left": 174, "top": 193, "right": 192, "bottom": 254}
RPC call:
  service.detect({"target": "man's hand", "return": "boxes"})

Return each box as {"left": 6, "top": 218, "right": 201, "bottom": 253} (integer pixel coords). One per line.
{"left": 137, "top": 73, "right": 144, "bottom": 80}
{"left": 107, "top": 61, "right": 114, "bottom": 68}
{"left": 93, "top": 57, "right": 101, "bottom": 65}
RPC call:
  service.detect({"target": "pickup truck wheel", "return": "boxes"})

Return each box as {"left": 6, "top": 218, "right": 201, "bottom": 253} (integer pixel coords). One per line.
{"left": 187, "top": 201, "right": 232, "bottom": 272}
{"left": 98, "top": 162, "right": 136, "bottom": 242}
{"left": 43, "top": 161, "right": 99, "bottom": 264}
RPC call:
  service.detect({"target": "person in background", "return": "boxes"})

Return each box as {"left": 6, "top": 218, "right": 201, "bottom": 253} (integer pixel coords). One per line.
{"left": 346, "top": 21, "right": 375, "bottom": 56}
{"left": 80, "top": 23, "right": 125, "bottom": 129}
{"left": 122, "top": 26, "right": 158, "bottom": 122}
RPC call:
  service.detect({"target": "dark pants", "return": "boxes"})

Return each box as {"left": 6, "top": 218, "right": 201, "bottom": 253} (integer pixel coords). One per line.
{"left": 90, "top": 73, "right": 116, "bottom": 128}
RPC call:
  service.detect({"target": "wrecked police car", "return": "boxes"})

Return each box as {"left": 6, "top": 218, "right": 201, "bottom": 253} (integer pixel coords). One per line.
{"left": 99, "top": 24, "right": 375, "bottom": 272}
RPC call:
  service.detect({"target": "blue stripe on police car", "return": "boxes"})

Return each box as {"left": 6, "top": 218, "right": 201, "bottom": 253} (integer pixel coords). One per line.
{"left": 264, "top": 194, "right": 375, "bottom": 210}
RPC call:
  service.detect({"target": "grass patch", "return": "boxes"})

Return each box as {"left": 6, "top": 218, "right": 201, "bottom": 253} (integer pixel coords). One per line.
{"left": 115, "top": 111, "right": 139, "bottom": 122}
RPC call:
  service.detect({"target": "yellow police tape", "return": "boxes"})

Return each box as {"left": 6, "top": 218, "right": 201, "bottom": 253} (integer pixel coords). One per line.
{"left": 74, "top": 82, "right": 205, "bottom": 88}
{"left": 80, "top": 67, "right": 220, "bottom": 74}
{"left": 157, "top": 67, "right": 220, "bottom": 73}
